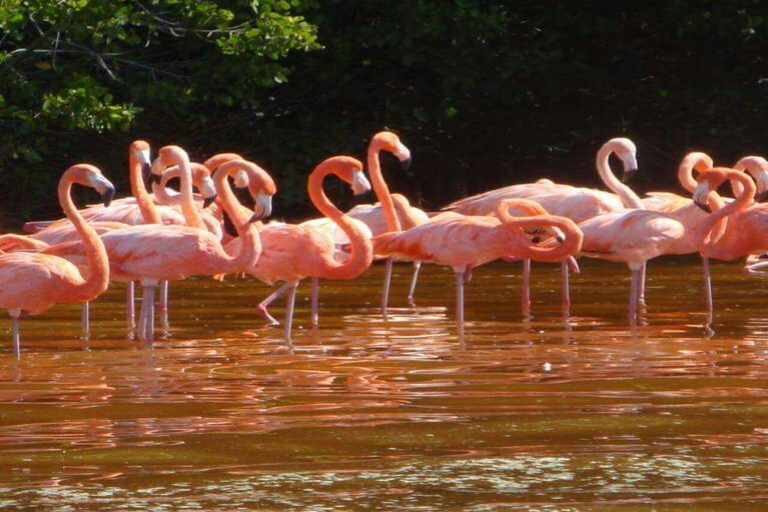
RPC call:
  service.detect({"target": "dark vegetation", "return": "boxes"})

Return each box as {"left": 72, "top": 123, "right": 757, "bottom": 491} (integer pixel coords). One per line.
{"left": 2, "top": 0, "right": 767, "bottom": 224}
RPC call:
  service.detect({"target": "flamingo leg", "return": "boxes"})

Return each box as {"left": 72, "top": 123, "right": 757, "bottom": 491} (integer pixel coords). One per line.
{"left": 139, "top": 284, "right": 157, "bottom": 342}
{"left": 284, "top": 281, "right": 299, "bottom": 341}
{"left": 521, "top": 259, "right": 531, "bottom": 315}
{"left": 561, "top": 260, "right": 571, "bottom": 310}
{"left": 126, "top": 281, "right": 135, "bottom": 329}
{"left": 10, "top": 313, "right": 20, "bottom": 357}
{"left": 407, "top": 262, "right": 422, "bottom": 305}
{"left": 381, "top": 258, "right": 394, "bottom": 318}
{"left": 257, "top": 282, "right": 292, "bottom": 326}
{"left": 159, "top": 280, "right": 169, "bottom": 312}
{"left": 455, "top": 269, "right": 466, "bottom": 338}
{"left": 311, "top": 277, "right": 319, "bottom": 327}
{"left": 81, "top": 302, "right": 90, "bottom": 337}
{"left": 638, "top": 263, "right": 647, "bottom": 305}
{"left": 703, "top": 256, "right": 713, "bottom": 313}
{"left": 629, "top": 267, "right": 640, "bottom": 321}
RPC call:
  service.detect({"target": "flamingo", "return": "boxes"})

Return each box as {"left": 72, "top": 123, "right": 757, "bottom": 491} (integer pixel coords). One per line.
{"left": 642, "top": 154, "right": 768, "bottom": 212}
{"left": 0, "top": 164, "right": 113, "bottom": 352}
{"left": 43, "top": 148, "right": 273, "bottom": 341}
{"left": 443, "top": 137, "right": 642, "bottom": 310}
{"left": 373, "top": 198, "right": 583, "bottom": 337}
{"left": 690, "top": 168, "right": 768, "bottom": 308}
{"left": 228, "top": 156, "right": 374, "bottom": 340}
{"left": 300, "top": 132, "right": 414, "bottom": 320}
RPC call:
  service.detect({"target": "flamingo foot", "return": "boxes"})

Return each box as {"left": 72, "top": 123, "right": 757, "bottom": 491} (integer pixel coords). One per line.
{"left": 256, "top": 303, "right": 281, "bottom": 327}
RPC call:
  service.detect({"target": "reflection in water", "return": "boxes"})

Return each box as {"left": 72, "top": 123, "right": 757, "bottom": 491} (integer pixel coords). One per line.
{"left": 0, "top": 257, "right": 767, "bottom": 510}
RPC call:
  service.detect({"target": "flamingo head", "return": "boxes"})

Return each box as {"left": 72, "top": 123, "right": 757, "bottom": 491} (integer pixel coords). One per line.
{"left": 190, "top": 163, "right": 218, "bottom": 208}
{"left": 131, "top": 140, "right": 152, "bottom": 187}
{"left": 372, "top": 131, "right": 412, "bottom": 170}
{"left": 734, "top": 156, "right": 768, "bottom": 202}
{"left": 694, "top": 167, "right": 739, "bottom": 213}
{"left": 69, "top": 164, "right": 116, "bottom": 207}
{"left": 609, "top": 137, "right": 639, "bottom": 183}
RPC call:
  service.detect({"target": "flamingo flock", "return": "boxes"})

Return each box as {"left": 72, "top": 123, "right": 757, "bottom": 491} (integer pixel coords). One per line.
{"left": 2, "top": 132, "right": 767, "bottom": 351}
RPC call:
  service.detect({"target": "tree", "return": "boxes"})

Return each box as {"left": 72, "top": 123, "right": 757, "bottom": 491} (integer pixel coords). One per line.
{"left": 0, "top": 0, "right": 318, "bottom": 221}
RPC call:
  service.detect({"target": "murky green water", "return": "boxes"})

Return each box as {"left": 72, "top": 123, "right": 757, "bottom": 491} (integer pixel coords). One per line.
{"left": 0, "top": 258, "right": 767, "bottom": 511}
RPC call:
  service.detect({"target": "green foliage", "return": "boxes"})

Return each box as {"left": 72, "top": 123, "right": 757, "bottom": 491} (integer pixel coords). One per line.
{"left": 0, "top": 0, "right": 317, "bottom": 220}
{"left": 1, "top": 0, "right": 768, "bottom": 224}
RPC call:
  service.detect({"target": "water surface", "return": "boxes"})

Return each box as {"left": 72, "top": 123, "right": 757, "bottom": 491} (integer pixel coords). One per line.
{"left": 0, "top": 258, "right": 766, "bottom": 511}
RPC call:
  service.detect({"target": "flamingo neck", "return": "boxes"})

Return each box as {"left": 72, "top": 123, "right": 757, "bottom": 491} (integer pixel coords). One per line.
{"left": 596, "top": 145, "right": 643, "bottom": 209}
{"left": 308, "top": 167, "right": 373, "bottom": 279}
{"left": 59, "top": 168, "right": 110, "bottom": 301}
{"left": 214, "top": 163, "right": 260, "bottom": 271}
{"left": 176, "top": 157, "right": 205, "bottom": 229}
{"left": 501, "top": 215, "right": 583, "bottom": 262}
{"left": 700, "top": 173, "right": 755, "bottom": 248}
{"left": 130, "top": 152, "right": 161, "bottom": 224}
{"left": 367, "top": 139, "right": 402, "bottom": 232}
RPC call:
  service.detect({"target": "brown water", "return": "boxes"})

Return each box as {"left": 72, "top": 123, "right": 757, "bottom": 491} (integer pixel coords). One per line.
{"left": 0, "top": 258, "right": 767, "bottom": 511}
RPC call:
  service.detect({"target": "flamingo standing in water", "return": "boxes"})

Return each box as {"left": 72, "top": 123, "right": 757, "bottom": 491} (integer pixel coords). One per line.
{"left": 691, "top": 168, "right": 768, "bottom": 308}
{"left": 443, "top": 137, "right": 642, "bottom": 310}
{"left": 229, "top": 156, "right": 374, "bottom": 340}
{"left": 43, "top": 148, "right": 273, "bottom": 341}
{"left": 0, "top": 165, "right": 114, "bottom": 351}
{"left": 373, "top": 199, "right": 583, "bottom": 337}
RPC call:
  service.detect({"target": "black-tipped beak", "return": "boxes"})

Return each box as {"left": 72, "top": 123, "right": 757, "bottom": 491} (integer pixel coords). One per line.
{"left": 400, "top": 156, "right": 412, "bottom": 171}
{"left": 249, "top": 212, "right": 264, "bottom": 223}
{"left": 148, "top": 173, "right": 161, "bottom": 186}
{"left": 756, "top": 191, "right": 768, "bottom": 203}
{"left": 354, "top": 189, "right": 374, "bottom": 201}
{"left": 203, "top": 195, "right": 217, "bottom": 209}
{"left": 142, "top": 162, "right": 153, "bottom": 186}
{"left": 622, "top": 167, "right": 638, "bottom": 183}
{"left": 101, "top": 185, "right": 116, "bottom": 208}
{"left": 222, "top": 211, "right": 238, "bottom": 238}
{"left": 556, "top": 234, "right": 565, "bottom": 244}
{"left": 694, "top": 199, "right": 713, "bottom": 214}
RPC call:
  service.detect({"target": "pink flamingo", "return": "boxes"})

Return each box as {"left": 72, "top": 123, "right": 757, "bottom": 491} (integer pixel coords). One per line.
{"left": 373, "top": 198, "right": 583, "bottom": 337}
{"left": 230, "top": 156, "right": 374, "bottom": 340}
{"left": 302, "top": 132, "right": 415, "bottom": 318}
{"left": 44, "top": 148, "right": 273, "bottom": 341}
{"left": 642, "top": 154, "right": 768, "bottom": 212}
{"left": 0, "top": 164, "right": 113, "bottom": 352}
{"left": 691, "top": 168, "right": 768, "bottom": 309}
{"left": 444, "top": 137, "right": 642, "bottom": 310}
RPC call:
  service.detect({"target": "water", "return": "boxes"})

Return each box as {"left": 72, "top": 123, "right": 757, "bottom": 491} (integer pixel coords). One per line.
{"left": 0, "top": 258, "right": 767, "bottom": 511}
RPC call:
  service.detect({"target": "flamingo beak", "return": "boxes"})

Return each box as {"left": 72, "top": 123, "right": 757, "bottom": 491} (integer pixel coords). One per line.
{"left": 251, "top": 192, "right": 273, "bottom": 220}
{"left": 203, "top": 195, "right": 217, "bottom": 209}
{"left": 396, "top": 142, "right": 412, "bottom": 170}
{"left": 222, "top": 211, "right": 238, "bottom": 237}
{"left": 622, "top": 166, "right": 638, "bottom": 183}
{"left": 693, "top": 181, "right": 713, "bottom": 213}
{"left": 351, "top": 170, "right": 372, "bottom": 196}
{"left": 101, "top": 185, "right": 116, "bottom": 208}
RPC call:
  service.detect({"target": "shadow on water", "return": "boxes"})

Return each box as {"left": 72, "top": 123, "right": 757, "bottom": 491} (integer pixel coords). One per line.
{"left": 0, "top": 257, "right": 767, "bottom": 511}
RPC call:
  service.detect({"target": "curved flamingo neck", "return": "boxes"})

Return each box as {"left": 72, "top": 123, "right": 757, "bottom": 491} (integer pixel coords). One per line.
{"left": 130, "top": 149, "right": 161, "bottom": 224}
{"left": 60, "top": 166, "right": 110, "bottom": 301}
{"left": 596, "top": 144, "right": 643, "bottom": 209}
{"left": 213, "top": 161, "right": 261, "bottom": 271}
{"left": 502, "top": 215, "right": 583, "bottom": 261}
{"left": 391, "top": 194, "right": 422, "bottom": 230}
{"left": 308, "top": 161, "right": 373, "bottom": 279}
{"left": 367, "top": 139, "right": 402, "bottom": 232}
{"left": 679, "top": 152, "right": 713, "bottom": 193}
{"left": 701, "top": 171, "right": 755, "bottom": 247}
{"left": 163, "top": 148, "right": 205, "bottom": 229}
